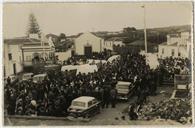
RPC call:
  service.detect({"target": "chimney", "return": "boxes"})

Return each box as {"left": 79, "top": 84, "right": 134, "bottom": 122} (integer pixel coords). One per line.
{"left": 29, "top": 33, "right": 39, "bottom": 39}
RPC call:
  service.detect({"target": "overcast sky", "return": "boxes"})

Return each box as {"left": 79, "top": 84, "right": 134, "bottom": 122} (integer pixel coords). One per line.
{"left": 3, "top": 2, "right": 193, "bottom": 38}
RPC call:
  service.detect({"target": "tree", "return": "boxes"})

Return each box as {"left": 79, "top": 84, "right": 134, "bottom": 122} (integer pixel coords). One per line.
{"left": 27, "top": 13, "right": 41, "bottom": 35}
{"left": 59, "top": 33, "right": 66, "bottom": 40}
{"left": 123, "top": 27, "right": 136, "bottom": 33}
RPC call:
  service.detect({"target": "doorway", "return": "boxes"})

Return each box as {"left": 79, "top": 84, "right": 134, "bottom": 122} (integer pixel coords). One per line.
{"left": 84, "top": 46, "right": 92, "bottom": 58}
{"left": 13, "top": 63, "right": 16, "bottom": 75}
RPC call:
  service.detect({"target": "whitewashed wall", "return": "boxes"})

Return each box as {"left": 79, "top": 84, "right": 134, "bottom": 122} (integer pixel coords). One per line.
{"left": 4, "top": 43, "right": 23, "bottom": 77}
{"left": 75, "top": 32, "right": 103, "bottom": 55}
{"left": 55, "top": 49, "right": 72, "bottom": 61}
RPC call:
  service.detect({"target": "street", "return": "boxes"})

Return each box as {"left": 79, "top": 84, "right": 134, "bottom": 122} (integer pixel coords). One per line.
{"left": 4, "top": 86, "right": 182, "bottom": 126}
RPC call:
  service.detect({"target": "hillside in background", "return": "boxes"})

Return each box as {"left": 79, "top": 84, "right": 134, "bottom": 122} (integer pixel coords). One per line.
{"left": 46, "top": 24, "right": 191, "bottom": 49}
{"left": 146, "top": 25, "right": 191, "bottom": 34}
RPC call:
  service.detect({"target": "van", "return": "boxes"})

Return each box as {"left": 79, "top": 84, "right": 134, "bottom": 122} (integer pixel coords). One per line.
{"left": 22, "top": 73, "right": 34, "bottom": 81}
{"left": 33, "top": 74, "right": 48, "bottom": 83}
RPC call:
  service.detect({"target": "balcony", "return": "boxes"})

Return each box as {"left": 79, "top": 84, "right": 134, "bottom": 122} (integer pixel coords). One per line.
{"left": 23, "top": 60, "right": 54, "bottom": 67}
{"left": 23, "top": 61, "right": 33, "bottom": 66}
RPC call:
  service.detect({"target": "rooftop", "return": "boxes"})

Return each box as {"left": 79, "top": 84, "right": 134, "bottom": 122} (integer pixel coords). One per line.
{"left": 4, "top": 37, "right": 40, "bottom": 44}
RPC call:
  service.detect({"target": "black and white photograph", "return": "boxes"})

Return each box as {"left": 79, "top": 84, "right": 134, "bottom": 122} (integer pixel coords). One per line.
{"left": 2, "top": 1, "right": 194, "bottom": 126}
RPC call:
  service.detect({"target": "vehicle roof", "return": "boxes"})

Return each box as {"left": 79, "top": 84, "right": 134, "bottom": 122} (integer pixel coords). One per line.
{"left": 45, "top": 64, "right": 59, "bottom": 67}
{"left": 23, "top": 73, "right": 34, "bottom": 75}
{"left": 33, "top": 74, "right": 47, "bottom": 77}
{"left": 72, "top": 96, "right": 95, "bottom": 103}
{"left": 117, "top": 81, "right": 131, "bottom": 85}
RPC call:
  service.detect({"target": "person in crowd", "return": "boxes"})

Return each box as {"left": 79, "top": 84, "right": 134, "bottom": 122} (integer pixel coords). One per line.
{"left": 6, "top": 52, "right": 190, "bottom": 119}
{"left": 7, "top": 76, "right": 11, "bottom": 85}
{"left": 110, "top": 86, "right": 117, "bottom": 108}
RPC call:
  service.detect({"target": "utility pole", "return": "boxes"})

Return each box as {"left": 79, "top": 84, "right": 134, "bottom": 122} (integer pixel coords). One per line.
{"left": 142, "top": 5, "right": 147, "bottom": 53}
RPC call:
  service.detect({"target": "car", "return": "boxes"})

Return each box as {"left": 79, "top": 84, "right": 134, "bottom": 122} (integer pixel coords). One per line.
{"left": 67, "top": 96, "right": 101, "bottom": 118}
{"left": 33, "top": 73, "right": 48, "bottom": 83}
{"left": 22, "top": 73, "right": 34, "bottom": 81}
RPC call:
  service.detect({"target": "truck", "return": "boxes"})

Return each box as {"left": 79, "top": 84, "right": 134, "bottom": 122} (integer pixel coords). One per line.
{"left": 116, "top": 81, "right": 135, "bottom": 100}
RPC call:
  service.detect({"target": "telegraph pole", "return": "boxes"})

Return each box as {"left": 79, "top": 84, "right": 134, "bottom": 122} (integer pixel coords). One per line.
{"left": 142, "top": 5, "right": 147, "bottom": 53}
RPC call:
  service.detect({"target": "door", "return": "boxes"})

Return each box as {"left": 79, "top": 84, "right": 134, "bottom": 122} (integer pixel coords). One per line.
{"left": 13, "top": 63, "right": 16, "bottom": 75}
{"left": 84, "top": 46, "right": 92, "bottom": 58}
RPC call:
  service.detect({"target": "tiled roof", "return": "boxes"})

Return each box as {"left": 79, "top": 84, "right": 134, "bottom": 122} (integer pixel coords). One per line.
{"left": 4, "top": 37, "right": 40, "bottom": 44}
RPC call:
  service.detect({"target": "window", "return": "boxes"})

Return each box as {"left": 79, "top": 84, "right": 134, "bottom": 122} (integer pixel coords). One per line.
{"left": 72, "top": 101, "right": 86, "bottom": 107}
{"left": 171, "top": 49, "right": 175, "bottom": 56}
{"left": 8, "top": 53, "right": 12, "bottom": 60}
{"left": 26, "top": 56, "right": 32, "bottom": 61}
{"left": 162, "top": 48, "right": 164, "bottom": 54}
{"left": 88, "top": 101, "right": 93, "bottom": 107}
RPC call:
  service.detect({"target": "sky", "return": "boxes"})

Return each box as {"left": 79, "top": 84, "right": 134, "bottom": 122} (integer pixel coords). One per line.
{"left": 3, "top": 2, "right": 193, "bottom": 38}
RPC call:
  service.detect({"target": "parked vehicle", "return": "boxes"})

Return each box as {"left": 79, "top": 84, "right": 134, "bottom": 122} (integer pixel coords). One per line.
{"left": 4, "top": 75, "right": 18, "bottom": 85}
{"left": 33, "top": 73, "right": 48, "bottom": 83}
{"left": 68, "top": 96, "right": 101, "bottom": 118}
{"left": 22, "top": 73, "right": 34, "bottom": 81}
{"left": 171, "top": 74, "right": 191, "bottom": 99}
{"left": 116, "top": 81, "right": 135, "bottom": 100}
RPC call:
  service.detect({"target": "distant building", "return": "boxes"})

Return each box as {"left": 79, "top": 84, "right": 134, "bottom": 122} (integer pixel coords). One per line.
{"left": 4, "top": 38, "right": 23, "bottom": 77}
{"left": 22, "top": 34, "right": 55, "bottom": 67}
{"left": 74, "top": 32, "right": 104, "bottom": 57}
{"left": 74, "top": 32, "right": 126, "bottom": 57}
{"left": 158, "top": 31, "right": 191, "bottom": 58}
{"left": 4, "top": 34, "right": 55, "bottom": 76}
{"left": 104, "top": 37, "right": 125, "bottom": 50}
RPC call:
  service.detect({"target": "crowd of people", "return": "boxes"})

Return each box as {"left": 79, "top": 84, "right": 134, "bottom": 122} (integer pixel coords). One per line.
{"left": 158, "top": 57, "right": 191, "bottom": 81}
{"left": 5, "top": 52, "right": 158, "bottom": 117}
{"left": 5, "top": 52, "right": 191, "bottom": 124}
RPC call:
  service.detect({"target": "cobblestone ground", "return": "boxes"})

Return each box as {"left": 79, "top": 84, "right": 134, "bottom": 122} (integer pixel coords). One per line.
{"left": 4, "top": 86, "right": 183, "bottom": 126}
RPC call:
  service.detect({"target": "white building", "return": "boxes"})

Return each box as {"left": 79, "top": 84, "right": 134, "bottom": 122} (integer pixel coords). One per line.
{"left": 74, "top": 32, "right": 125, "bottom": 56}
{"left": 4, "top": 34, "right": 55, "bottom": 77}
{"left": 22, "top": 34, "right": 55, "bottom": 67}
{"left": 74, "top": 32, "right": 104, "bottom": 57}
{"left": 4, "top": 38, "right": 26, "bottom": 77}
{"left": 158, "top": 31, "right": 191, "bottom": 59}
{"left": 104, "top": 37, "right": 125, "bottom": 50}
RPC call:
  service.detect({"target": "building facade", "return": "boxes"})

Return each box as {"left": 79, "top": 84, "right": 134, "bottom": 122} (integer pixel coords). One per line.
{"left": 74, "top": 32, "right": 125, "bottom": 56}
{"left": 4, "top": 40, "right": 23, "bottom": 77}
{"left": 104, "top": 37, "right": 125, "bottom": 51}
{"left": 74, "top": 32, "right": 104, "bottom": 57}
{"left": 4, "top": 34, "right": 55, "bottom": 77}
{"left": 158, "top": 31, "right": 191, "bottom": 59}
